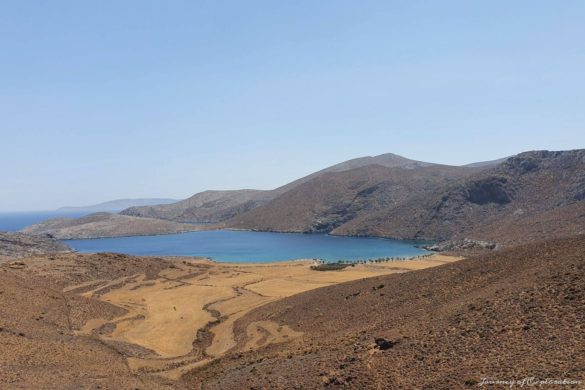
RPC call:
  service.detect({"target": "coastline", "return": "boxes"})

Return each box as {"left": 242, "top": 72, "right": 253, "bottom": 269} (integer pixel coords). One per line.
{"left": 222, "top": 227, "right": 439, "bottom": 246}
{"left": 64, "top": 229, "right": 432, "bottom": 263}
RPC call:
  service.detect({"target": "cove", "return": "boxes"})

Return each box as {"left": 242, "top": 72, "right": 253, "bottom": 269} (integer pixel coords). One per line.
{"left": 65, "top": 229, "right": 428, "bottom": 263}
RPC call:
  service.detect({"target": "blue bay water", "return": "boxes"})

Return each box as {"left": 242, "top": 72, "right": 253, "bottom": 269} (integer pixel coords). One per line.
{"left": 1, "top": 212, "right": 429, "bottom": 263}
{"left": 65, "top": 230, "right": 428, "bottom": 263}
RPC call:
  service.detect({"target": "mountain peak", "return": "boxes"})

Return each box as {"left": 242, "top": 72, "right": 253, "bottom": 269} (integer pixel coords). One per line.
{"left": 326, "top": 153, "right": 436, "bottom": 172}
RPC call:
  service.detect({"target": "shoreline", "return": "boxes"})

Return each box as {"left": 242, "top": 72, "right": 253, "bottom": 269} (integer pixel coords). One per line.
{"left": 55, "top": 225, "right": 432, "bottom": 243}
{"left": 63, "top": 228, "right": 433, "bottom": 263}
{"left": 67, "top": 252, "right": 435, "bottom": 265}
{"left": 116, "top": 252, "right": 441, "bottom": 267}
{"left": 224, "top": 226, "right": 434, "bottom": 243}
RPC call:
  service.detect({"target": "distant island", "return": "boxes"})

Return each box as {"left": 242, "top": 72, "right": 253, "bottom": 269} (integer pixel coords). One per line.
{"left": 57, "top": 198, "right": 179, "bottom": 213}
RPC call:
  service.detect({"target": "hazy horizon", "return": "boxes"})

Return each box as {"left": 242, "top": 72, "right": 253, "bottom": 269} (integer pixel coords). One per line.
{"left": 2, "top": 1, "right": 584, "bottom": 211}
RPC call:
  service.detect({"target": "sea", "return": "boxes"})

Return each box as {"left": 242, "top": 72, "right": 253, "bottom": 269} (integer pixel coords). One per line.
{"left": 1, "top": 212, "right": 429, "bottom": 263}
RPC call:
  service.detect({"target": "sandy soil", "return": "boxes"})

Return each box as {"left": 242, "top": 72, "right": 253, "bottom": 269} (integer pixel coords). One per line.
{"left": 0, "top": 251, "right": 460, "bottom": 387}
{"left": 70, "top": 254, "right": 460, "bottom": 379}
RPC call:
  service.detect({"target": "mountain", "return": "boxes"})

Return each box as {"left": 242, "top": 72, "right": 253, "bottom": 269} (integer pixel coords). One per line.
{"left": 229, "top": 163, "right": 482, "bottom": 233}
{"left": 57, "top": 198, "right": 179, "bottom": 213}
{"left": 186, "top": 234, "right": 585, "bottom": 388}
{"left": 120, "top": 153, "right": 439, "bottom": 223}
{"left": 20, "top": 212, "right": 203, "bottom": 239}
{"left": 229, "top": 150, "right": 585, "bottom": 247}
{"left": 275, "top": 152, "right": 437, "bottom": 194}
{"left": 313, "top": 152, "right": 435, "bottom": 171}
{"left": 333, "top": 150, "right": 585, "bottom": 245}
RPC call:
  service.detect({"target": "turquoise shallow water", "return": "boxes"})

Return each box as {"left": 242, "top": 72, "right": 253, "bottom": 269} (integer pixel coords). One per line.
{"left": 65, "top": 229, "right": 428, "bottom": 263}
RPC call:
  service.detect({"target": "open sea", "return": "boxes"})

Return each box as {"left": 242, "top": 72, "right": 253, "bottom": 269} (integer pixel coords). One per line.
{"left": 1, "top": 212, "right": 428, "bottom": 263}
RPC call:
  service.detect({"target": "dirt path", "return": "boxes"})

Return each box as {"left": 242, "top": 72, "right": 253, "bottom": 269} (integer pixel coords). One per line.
{"left": 72, "top": 255, "right": 461, "bottom": 379}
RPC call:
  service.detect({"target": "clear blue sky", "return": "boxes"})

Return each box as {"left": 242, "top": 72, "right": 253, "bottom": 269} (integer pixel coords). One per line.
{"left": 1, "top": 1, "right": 584, "bottom": 211}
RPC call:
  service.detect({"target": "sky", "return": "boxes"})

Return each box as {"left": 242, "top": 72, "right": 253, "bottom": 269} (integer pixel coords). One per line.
{"left": 1, "top": 1, "right": 584, "bottom": 211}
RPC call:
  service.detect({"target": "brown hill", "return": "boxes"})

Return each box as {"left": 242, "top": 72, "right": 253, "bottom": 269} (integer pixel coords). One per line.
{"left": 20, "top": 212, "right": 204, "bottom": 239}
{"left": 0, "top": 252, "right": 179, "bottom": 389}
{"left": 227, "top": 150, "right": 585, "bottom": 248}
{"left": 229, "top": 163, "right": 481, "bottom": 233}
{"left": 273, "top": 152, "right": 437, "bottom": 194}
{"left": 334, "top": 150, "right": 585, "bottom": 245}
{"left": 120, "top": 153, "right": 438, "bottom": 224}
{"left": 185, "top": 234, "right": 585, "bottom": 389}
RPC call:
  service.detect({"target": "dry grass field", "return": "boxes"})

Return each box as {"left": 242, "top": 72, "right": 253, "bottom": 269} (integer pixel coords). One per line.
{"left": 0, "top": 251, "right": 459, "bottom": 387}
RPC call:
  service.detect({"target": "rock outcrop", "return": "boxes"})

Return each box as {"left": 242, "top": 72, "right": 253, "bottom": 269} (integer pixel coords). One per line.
{"left": 423, "top": 238, "right": 498, "bottom": 253}
{"left": 0, "top": 232, "right": 71, "bottom": 258}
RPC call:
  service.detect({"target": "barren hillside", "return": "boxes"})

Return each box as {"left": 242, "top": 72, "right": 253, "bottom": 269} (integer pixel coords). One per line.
{"left": 186, "top": 234, "right": 585, "bottom": 389}
{"left": 334, "top": 150, "right": 585, "bottom": 244}
{"left": 229, "top": 163, "right": 480, "bottom": 233}
{"left": 120, "top": 153, "right": 440, "bottom": 224}
{"left": 227, "top": 150, "right": 585, "bottom": 248}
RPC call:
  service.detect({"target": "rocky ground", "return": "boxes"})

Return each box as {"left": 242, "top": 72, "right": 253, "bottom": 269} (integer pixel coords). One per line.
{"left": 0, "top": 232, "right": 71, "bottom": 258}
{"left": 332, "top": 150, "right": 585, "bottom": 246}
